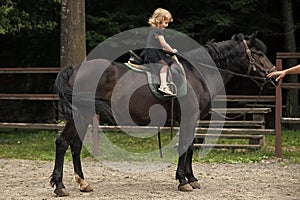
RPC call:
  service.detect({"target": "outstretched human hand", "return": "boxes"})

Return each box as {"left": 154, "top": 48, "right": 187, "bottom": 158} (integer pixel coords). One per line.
{"left": 267, "top": 70, "right": 286, "bottom": 82}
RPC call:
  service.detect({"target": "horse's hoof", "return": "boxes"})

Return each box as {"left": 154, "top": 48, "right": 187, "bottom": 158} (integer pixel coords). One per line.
{"left": 189, "top": 181, "right": 201, "bottom": 189}
{"left": 178, "top": 183, "right": 193, "bottom": 192}
{"left": 54, "top": 188, "right": 69, "bottom": 197}
{"left": 80, "top": 184, "right": 93, "bottom": 192}
{"left": 74, "top": 173, "right": 93, "bottom": 192}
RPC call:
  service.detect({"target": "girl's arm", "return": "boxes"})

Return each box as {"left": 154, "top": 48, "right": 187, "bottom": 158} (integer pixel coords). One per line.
{"left": 156, "top": 35, "right": 177, "bottom": 54}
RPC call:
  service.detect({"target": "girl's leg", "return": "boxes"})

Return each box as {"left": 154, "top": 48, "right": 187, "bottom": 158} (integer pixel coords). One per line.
{"left": 158, "top": 61, "right": 174, "bottom": 95}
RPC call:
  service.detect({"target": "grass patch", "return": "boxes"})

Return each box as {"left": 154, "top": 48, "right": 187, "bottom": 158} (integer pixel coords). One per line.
{"left": 0, "top": 128, "right": 299, "bottom": 164}
{"left": 194, "top": 129, "right": 300, "bottom": 164}
{"left": 103, "top": 132, "right": 171, "bottom": 153}
{"left": 0, "top": 129, "right": 90, "bottom": 161}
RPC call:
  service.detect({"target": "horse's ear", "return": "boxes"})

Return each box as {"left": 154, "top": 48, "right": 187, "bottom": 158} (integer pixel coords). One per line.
{"left": 249, "top": 31, "right": 267, "bottom": 53}
{"left": 232, "top": 33, "right": 245, "bottom": 41}
{"left": 249, "top": 31, "right": 259, "bottom": 45}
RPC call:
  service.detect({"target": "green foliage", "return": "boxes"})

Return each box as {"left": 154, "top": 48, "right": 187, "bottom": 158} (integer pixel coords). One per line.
{"left": 0, "top": 0, "right": 296, "bottom": 66}
{"left": 0, "top": 0, "right": 61, "bottom": 66}
{"left": 86, "top": 10, "right": 145, "bottom": 50}
{"left": 0, "top": 0, "right": 28, "bottom": 34}
{"left": 0, "top": 0, "right": 60, "bottom": 35}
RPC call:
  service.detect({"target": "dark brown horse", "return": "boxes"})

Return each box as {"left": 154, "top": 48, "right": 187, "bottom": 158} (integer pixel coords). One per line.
{"left": 50, "top": 33, "right": 276, "bottom": 196}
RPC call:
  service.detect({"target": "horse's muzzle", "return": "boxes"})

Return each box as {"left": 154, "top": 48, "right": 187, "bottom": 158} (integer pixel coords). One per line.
{"left": 266, "top": 76, "right": 278, "bottom": 87}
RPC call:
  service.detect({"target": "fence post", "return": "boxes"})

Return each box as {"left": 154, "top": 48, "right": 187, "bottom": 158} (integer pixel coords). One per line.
{"left": 275, "top": 59, "right": 282, "bottom": 158}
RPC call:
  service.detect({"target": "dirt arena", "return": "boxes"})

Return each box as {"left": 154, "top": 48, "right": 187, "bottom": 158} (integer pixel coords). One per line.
{"left": 1, "top": 158, "right": 299, "bottom": 200}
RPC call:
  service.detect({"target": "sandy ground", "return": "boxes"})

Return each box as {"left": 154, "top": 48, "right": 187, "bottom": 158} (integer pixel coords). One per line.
{"left": 0, "top": 158, "right": 299, "bottom": 200}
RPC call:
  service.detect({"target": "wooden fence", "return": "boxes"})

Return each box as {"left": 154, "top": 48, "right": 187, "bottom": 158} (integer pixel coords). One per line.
{"left": 0, "top": 66, "right": 279, "bottom": 154}
{"left": 275, "top": 52, "right": 300, "bottom": 157}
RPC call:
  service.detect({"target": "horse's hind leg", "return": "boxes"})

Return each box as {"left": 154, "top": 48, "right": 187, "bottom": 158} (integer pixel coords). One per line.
{"left": 50, "top": 120, "right": 77, "bottom": 196}
{"left": 71, "top": 134, "right": 93, "bottom": 192}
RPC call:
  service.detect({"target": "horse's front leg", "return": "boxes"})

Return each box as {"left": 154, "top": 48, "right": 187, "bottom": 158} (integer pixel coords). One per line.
{"left": 185, "top": 144, "right": 201, "bottom": 189}
{"left": 71, "top": 133, "right": 93, "bottom": 192}
{"left": 176, "top": 151, "right": 193, "bottom": 191}
{"left": 175, "top": 105, "right": 198, "bottom": 191}
{"left": 50, "top": 120, "right": 77, "bottom": 196}
{"left": 176, "top": 125, "right": 196, "bottom": 191}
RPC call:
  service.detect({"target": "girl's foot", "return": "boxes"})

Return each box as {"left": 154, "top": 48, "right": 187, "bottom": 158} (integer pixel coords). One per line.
{"left": 158, "top": 86, "right": 174, "bottom": 96}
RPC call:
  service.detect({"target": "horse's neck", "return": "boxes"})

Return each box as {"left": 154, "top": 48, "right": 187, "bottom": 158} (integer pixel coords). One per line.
{"left": 205, "top": 41, "right": 241, "bottom": 85}
{"left": 201, "top": 68, "right": 230, "bottom": 98}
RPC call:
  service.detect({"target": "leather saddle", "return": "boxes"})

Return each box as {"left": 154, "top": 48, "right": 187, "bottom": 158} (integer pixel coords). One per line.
{"left": 125, "top": 50, "right": 187, "bottom": 99}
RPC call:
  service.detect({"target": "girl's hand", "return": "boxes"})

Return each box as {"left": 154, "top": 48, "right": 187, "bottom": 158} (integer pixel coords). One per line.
{"left": 172, "top": 55, "right": 179, "bottom": 64}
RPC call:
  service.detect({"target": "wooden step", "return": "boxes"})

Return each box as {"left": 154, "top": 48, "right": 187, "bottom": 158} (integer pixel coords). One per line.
{"left": 197, "top": 120, "right": 265, "bottom": 127}
{"left": 281, "top": 117, "right": 300, "bottom": 124}
{"left": 194, "top": 134, "right": 263, "bottom": 139}
{"left": 210, "top": 108, "right": 272, "bottom": 114}
{"left": 194, "top": 143, "right": 261, "bottom": 149}
{"left": 195, "top": 127, "right": 275, "bottom": 135}
{"left": 214, "top": 95, "right": 275, "bottom": 102}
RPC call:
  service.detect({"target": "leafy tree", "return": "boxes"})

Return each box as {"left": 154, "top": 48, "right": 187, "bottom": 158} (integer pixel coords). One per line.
{"left": 0, "top": 0, "right": 59, "bottom": 35}
{"left": 0, "top": 0, "right": 60, "bottom": 66}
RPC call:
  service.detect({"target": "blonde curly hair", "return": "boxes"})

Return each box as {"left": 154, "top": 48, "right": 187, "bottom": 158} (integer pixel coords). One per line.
{"left": 148, "top": 8, "right": 173, "bottom": 27}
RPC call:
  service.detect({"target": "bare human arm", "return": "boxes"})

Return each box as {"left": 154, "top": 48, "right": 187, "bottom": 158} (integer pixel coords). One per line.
{"left": 156, "top": 35, "right": 177, "bottom": 53}
{"left": 267, "top": 64, "right": 300, "bottom": 82}
{"left": 156, "top": 35, "right": 179, "bottom": 63}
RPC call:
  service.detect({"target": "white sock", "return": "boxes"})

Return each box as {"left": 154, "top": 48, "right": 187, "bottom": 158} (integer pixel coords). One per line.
{"left": 160, "top": 72, "right": 167, "bottom": 87}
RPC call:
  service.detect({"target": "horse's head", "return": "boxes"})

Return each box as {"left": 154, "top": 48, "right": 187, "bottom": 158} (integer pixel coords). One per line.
{"left": 232, "top": 32, "right": 277, "bottom": 85}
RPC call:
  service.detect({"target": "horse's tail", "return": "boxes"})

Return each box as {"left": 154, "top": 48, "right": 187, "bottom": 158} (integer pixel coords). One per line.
{"left": 55, "top": 64, "right": 114, "bottom": 123}
{"left": 55, "top": 66, "right": 75, "bottom": 120}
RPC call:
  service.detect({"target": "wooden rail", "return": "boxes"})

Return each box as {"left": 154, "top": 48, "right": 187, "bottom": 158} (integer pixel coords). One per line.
{"left": 194, "top": 144, "right": 261, "bottom": 149}
{"left": 0, "top": 94, "right": 58, "bottom": 100}
{"left": 281, "top": 117, "right": 300, "bottom": 123}
{"left": 0, "top": 67, "right": 60, "bottom": 73}
{"left": 276, "top": 52, "right": 300, "bottom": 59}
{"left": 198, "top": 120, "right": 265, "bottom": 127}
{"left": 214, "top": 95, "right": 275, "bottom": 102}
{"left": 0, "top": 67, "right": 275, "bottom": 151}
{"left": 210, "top": 107, "right": 271, "bottom": 114}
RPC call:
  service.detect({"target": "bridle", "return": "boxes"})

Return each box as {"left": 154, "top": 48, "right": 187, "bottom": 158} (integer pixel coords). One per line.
{"left": 243, "top": 39, "right": 257, "bottom": 75}
{"left": 242, "top": 39, "right": 276, "bottom": 78}
{"left": 210, "top": 39, "right": 277, "bottom": 120}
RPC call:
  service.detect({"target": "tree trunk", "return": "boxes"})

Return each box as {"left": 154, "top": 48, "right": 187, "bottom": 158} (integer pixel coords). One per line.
{"left": 281, "top": 0, "right": 299, "bottom": 121}
{"left": 60, "top": 0, "right": 86, "bottom": 67}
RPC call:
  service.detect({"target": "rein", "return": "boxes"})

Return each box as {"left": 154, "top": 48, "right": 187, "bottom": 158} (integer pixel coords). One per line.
{"left": 211, "top": 83, "right": 265, "bottom": 120}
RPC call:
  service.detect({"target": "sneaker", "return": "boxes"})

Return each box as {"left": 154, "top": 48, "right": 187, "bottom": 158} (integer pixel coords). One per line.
{"left": 158, "top": 86, "right": 174, "bottom": 96}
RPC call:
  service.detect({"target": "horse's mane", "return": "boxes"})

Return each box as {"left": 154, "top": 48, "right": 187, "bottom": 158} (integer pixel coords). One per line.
{"left": 182, "top": 34, "right": 247, "bottom": 73}
{"left": 203, "top": 33, "right": 267, "bottom": 71}
{"left": 203, "top": 36, "right": 243, "bottom": 70}
{"left": 181, "top": 45, "right": 217, "bottom": 73}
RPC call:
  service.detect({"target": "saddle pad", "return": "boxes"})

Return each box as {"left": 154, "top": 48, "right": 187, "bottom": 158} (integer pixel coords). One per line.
{"left": 124, "top": 62, "right": 187, "bottom": 99}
